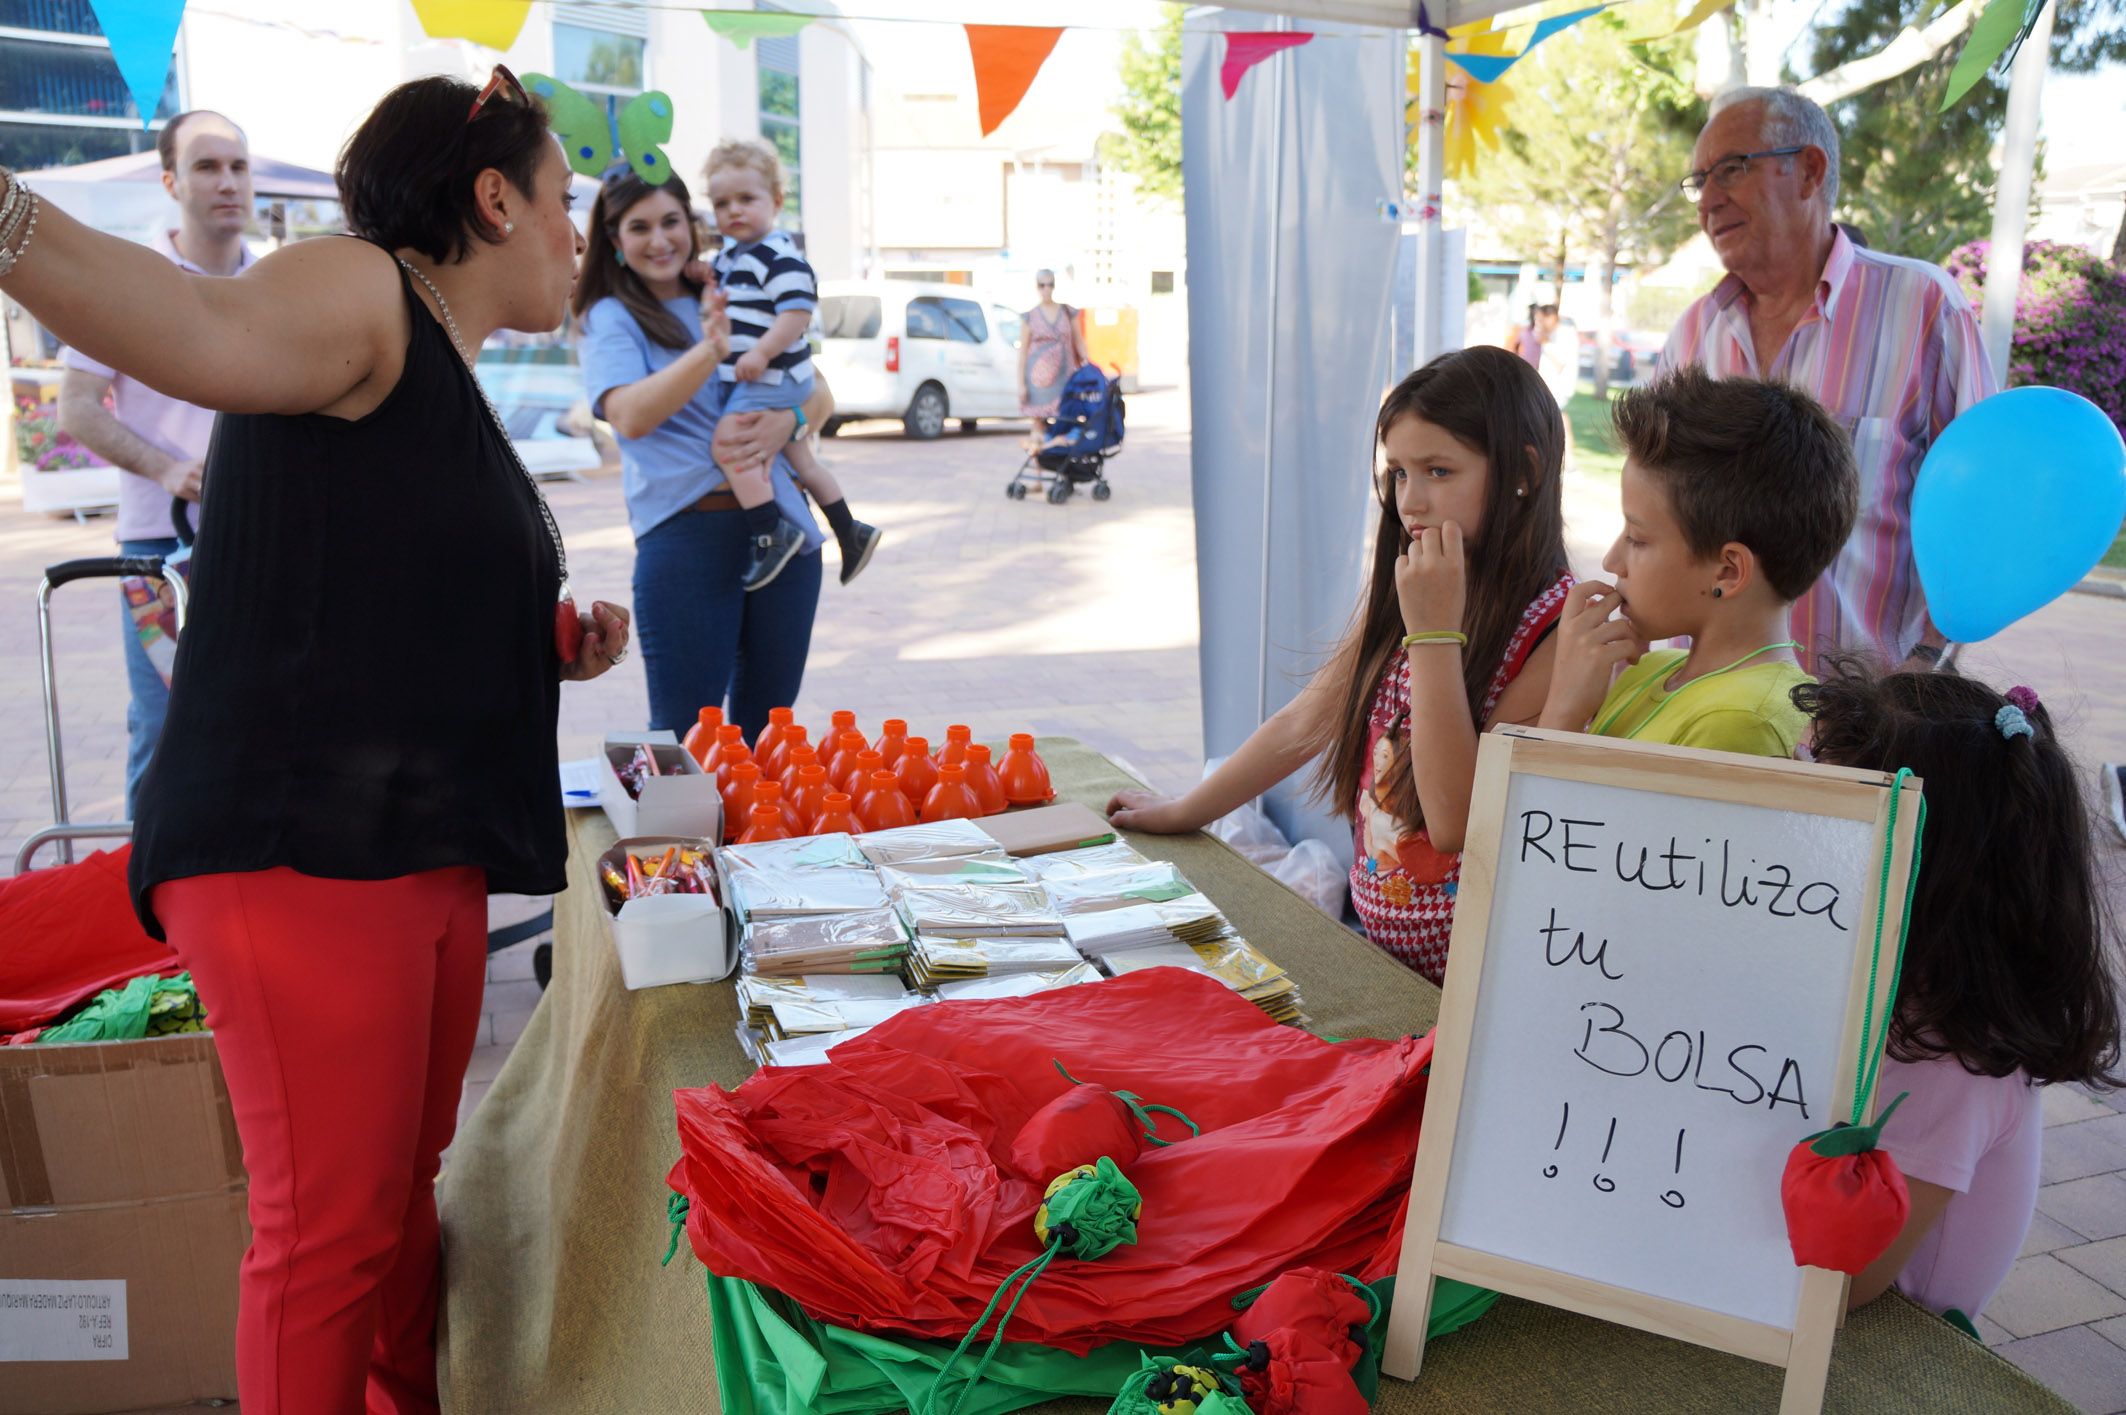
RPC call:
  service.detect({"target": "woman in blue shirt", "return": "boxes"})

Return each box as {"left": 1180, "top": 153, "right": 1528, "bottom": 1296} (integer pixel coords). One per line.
{"left": 573, "top": 168, "right": 826, "bottom": 737}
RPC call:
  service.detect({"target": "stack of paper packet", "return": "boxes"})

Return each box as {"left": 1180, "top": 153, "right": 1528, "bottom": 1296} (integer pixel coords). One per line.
{"left": 906, "top": 933, "right": 1087, "bottom": 990}
{"left": 742, "top": 908, "right": 910, "bottom": 976}
{"left": 1100, "top": 930, "right": 1306, "bottom": 1025}
{"left": 735, "top": 972, "right": 931, "bottom": 1064}
{"left": 720, "top": 833, "right": 888, "bottom": 922}
{"left": 1062, "top": 892, "right": 1228, "bottom": 955}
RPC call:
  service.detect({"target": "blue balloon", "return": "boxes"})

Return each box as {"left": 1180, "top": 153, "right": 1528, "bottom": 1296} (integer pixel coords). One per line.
{"left": 1912, "top": 386, "right": 2126, "bottom": 643}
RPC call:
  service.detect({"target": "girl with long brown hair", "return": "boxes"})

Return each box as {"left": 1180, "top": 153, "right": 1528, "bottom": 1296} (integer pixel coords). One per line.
{"left": 1109, "top": 346, "right": 1574, "bottom": 983}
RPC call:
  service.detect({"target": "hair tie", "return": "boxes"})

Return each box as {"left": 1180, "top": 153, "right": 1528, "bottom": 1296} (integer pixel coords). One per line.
{"left": 2005, "top": 685, "right": 2041, "bottom": 714}
{"left": 1994, "top": 704, "right": 2035, "bottom": 742}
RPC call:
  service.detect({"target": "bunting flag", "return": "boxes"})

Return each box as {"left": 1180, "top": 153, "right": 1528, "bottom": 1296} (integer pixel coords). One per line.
{"left": 1444, "top": 6, "right": 1602, "bottom": 82}
{"left": 1624, "top": 0, "right": 1739, "bottom": 42}
{"left": 964, "top": 24, "right": 1064, "bottom": 136}
{"left": 1220, "top": 31, "right": 1314, "bottom": 100}
{"left": 407, "top": 0, "right": 532, "bottom": 50}
{"left": 1939, "top": 0, "right": 2045, "bottom": 110}
{"left": 701, "top": 11, "right": 814, "bottom": 49}
{"left": 87, "top": 0, "right": 188, "bottom": 128}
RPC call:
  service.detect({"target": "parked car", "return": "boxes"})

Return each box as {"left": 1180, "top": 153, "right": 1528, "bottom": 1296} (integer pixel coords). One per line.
{"left": 810, "top": 280, "right": 1027, "bottom": 439}
{"left": 1576, "top": 327, "right": 1666, "bottom": 385}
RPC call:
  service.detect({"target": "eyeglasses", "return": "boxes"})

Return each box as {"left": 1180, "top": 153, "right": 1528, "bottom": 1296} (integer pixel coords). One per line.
{"left": 1678, "top": 147, "right": 1804, "bottom": 202}
{"left": 466, "top": 64, "right": 530, "bottom": 124}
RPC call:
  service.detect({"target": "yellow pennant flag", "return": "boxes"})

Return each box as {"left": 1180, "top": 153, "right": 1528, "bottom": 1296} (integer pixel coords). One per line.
{"left": 409, "top": 0, "right": 533, "bottom": 50}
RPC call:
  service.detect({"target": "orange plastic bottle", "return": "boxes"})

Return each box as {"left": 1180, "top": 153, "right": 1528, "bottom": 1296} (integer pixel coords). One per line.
{"left": 964, "top": 743, "right": 1008, "bottom": 816}
{"left": 779, "top": 742, "right": 821, "bottom": 797}
{"left": 937, "top": 724, "right": 973, "bottom": 768}
{"left": 843, "top": 748, "right": 885, "bottom": 797}
{"left": 812, "top": 791, "right": 860, "bottom": 836}
{"left": 998, "top": 734, "right": 1054, "bottom": 806}
{"left": 829, "top": 709, "right": 861, "bottom": 747}
{"left": 873, "top": 718, "right": 910, "bottom": 769}
{"left": 712, "top": 740, "right": 753, "bottom": 797}
{"left": 921, "top": 763, "right": 984, "bottom": 823}
{"left": 754, "top": 707, "right": 794, "bottom": 774}
{"left": 721, "top": 760, "right": 762, "bottom": 843}
{"left": 857, "top": 769, "right": 918, "bottom": 832}
{"left": 896, "top": 736, "right": 940, "bottom": 806}
{"left": 764, "top": 723, "right": 808, "bottom": 784}
{"left": 738, "top": 802, "right": 790, "bottom": 844}
{"left": 751, "top": 779, "right": 807, "bottom": 838}
{"left": 682, "top": 706, "right": 725, "bottom": 766}
{"left": 704, "top": 723, "right": 747, "bottom": 780}
{"left": 792, "top": 764, "right": 834, "bottom": 829}
{"left": 826, "top": 731, "right": 869, "bottom": 794}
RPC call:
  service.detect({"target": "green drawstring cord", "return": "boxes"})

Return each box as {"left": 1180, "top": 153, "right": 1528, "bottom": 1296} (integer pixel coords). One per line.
{"left": 916, "top": 1242, "right": 1063, "bottom": 1415}
{"left": 1849, "top": 770, "right": 1927, "bottom": 1128}
{"left": 661, "top": 1192, "right": 691, "bottom": 1267}
{"left": 1052, "top": 1059, "right": 1202, "bottom": 1146}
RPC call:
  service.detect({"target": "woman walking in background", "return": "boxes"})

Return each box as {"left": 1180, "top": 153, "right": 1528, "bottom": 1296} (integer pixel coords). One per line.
{"left": 1019, "top": 267, "right": 1089, "bottom": 446}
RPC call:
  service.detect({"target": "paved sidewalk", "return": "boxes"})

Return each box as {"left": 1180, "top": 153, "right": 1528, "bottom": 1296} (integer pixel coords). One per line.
{"left": 6, "top": 385, "right": 2124, "bottom": 1410}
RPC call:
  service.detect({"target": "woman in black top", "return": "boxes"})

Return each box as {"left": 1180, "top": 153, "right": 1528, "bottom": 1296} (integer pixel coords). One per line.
{"left": 0, "top": 74, "right": 785, "bottom": 1413}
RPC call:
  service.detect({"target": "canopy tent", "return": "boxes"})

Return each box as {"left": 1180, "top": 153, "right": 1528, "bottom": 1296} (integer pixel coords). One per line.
{"left": 22, "top": 149, "right": 342, "bottom": 244}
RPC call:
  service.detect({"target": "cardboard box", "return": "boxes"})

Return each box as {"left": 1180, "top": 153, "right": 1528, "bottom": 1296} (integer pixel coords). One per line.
{"left": 598, "top": 836, "right": 734, "bottom": 989}
{"left": 978, "top": 802, "right": 1119, "bottom": 858}
{"left": 0, "top": 1034, "right": 246, "bottom": 1415}
{"left": 599, "top": 731, "right": 723, "bottom": 842}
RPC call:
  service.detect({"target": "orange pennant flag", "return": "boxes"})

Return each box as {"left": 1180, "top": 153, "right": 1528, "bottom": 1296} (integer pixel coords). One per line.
{"left": 964, "top": 24, "right": 1065, "bottom": 137}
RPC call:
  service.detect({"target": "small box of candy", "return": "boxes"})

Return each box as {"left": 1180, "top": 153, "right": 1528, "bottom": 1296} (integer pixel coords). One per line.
{"left": 598, "top": 731, "right": 722, "bottom": 842}
{"left": 595, "top": 836, "right": 733, "bottom": 989}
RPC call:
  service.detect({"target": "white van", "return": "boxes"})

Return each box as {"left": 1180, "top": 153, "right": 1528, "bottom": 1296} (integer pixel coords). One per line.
{"left": 810, "top": 280, "right": 1027, "bottom": 439}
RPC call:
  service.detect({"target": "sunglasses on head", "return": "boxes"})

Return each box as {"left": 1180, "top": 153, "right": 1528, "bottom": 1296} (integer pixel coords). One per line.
{"left": 466, "top": 64, "right": 530, "bottom": 124}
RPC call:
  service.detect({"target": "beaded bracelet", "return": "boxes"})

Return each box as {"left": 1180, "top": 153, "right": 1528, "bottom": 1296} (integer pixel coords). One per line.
{"left": 1401, "top": 630, "right": 1468, "bottom": 648}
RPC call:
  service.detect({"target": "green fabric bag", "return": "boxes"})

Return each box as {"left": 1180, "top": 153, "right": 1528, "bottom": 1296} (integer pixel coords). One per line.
{"left": 35, "top": 972, "right": 203, "bottom": 1044}
{"left": 703, "top": 1269, "right": 1499, "bottom": 1415}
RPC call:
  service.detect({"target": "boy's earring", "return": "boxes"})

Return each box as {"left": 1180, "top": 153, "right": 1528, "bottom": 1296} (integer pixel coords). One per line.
{"left": 1711, "top": 586, "right": 1724, "bottom": 599}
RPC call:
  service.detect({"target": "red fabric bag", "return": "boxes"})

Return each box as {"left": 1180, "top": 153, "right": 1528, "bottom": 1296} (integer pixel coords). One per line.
{"left": 0, "top": 847, "right": 177, "bottom": 1038}
{"left": 1230, "top": 1268, "right": 1373, "bottom": 1370}
{"left": 669, "top": 968, "right": 1433, "bottom": 1353}
{"left": 1232, "top": 1327, "right": 1371, "bottom": 1415}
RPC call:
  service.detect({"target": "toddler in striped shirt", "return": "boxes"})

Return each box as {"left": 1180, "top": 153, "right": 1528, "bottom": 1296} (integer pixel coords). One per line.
{"left": 707, "top": 138, "right": 879, "bottom": 592}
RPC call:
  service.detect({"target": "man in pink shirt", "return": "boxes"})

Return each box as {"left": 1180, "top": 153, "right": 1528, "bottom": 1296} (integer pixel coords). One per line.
{"left": 58, "top": 111, "right": 253, "bottom": 813}
{"left": 1659, "top": 87, "right": 1997, "bottom": 673}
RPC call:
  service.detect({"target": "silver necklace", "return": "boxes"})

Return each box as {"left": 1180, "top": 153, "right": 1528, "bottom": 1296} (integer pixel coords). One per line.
{"left": 397, "top": 257, "right": 571, "bottom": 595}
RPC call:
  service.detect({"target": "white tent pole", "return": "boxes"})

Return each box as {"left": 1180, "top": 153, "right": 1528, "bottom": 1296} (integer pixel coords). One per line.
{"left": 1413, "top": 32, "right": 1447, "bottom": 367}
{"left": 1257, "top": 14, "right": 1292, "bottom": 724}
{"left": 1979, "top": 0, "right": 2054, "bottom": 384}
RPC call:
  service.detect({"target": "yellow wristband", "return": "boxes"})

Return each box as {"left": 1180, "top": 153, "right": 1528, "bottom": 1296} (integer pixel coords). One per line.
{"left": 1401, "top": 631, "right": 1468, "bottom": 648}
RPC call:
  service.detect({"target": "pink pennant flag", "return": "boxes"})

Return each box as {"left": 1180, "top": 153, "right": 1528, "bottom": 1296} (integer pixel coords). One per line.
{"left": 1220, "top": 31, "right": 1313, "bottom": 100}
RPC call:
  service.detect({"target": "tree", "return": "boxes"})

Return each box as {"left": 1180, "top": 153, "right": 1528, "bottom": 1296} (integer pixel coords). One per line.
{"left": 1808, "top": 0, "right": 2017, "bottom": 263}
{"left": 1112, "top": 7, "right": 1184, "bottom": 204}
{"left": 1449, "top": 16, "right": 1706, "bottom": 393}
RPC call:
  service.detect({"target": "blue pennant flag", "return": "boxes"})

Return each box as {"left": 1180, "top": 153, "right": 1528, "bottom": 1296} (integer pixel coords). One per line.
{"left": 89, "top": 0, "right": 188, "bottom": 129}
{"left": 1446, "top": 6, "right": 1603, "bottom": 84}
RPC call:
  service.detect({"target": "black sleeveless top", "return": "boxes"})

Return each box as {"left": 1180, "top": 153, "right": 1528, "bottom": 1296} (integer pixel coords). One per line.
{"left": 129, "top": 247, "right": 567, "bottom": 936}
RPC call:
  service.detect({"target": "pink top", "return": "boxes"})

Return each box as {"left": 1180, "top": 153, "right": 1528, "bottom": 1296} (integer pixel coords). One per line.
{"left": 1659, "top": 227, "right": 1998, "bottom": 672}
{"left": 62, "top": 230, "right": 252, "bottom": 542}
{"left": 1877, "top": 1050, "right": 2042, "bottom": 1320}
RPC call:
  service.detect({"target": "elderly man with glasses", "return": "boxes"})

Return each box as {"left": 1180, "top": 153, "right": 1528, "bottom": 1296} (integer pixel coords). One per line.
{"left": 1659, "top": 85, "right": 1996, "bottom": 673}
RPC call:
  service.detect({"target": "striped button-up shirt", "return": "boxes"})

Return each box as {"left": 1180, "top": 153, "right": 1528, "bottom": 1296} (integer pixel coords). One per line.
{"left": 1659, "top": 228, "right": 1998, "bottom": 670}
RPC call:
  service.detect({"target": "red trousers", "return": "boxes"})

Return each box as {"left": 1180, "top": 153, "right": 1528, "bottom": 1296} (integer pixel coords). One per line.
{"left": 154, "top": 866, "right": 488, "bottom": 1415}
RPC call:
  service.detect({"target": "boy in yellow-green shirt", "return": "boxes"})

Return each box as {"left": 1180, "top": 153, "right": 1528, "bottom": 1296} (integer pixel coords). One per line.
{"left": 1540, "top": 366, "right": 1859, "bottom": 754}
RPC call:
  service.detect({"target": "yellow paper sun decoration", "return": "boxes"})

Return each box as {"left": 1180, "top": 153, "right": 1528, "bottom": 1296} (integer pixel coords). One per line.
{"left": 1408, "top": 27, "right": 1518, "bottom": 180}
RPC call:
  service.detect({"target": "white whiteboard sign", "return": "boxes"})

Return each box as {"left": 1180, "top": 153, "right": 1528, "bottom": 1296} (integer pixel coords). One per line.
{"left": 1437, "top": 772, "right": 1873, "bottom": 1328}
{"left": 1380, "top": 730, "right": 1922, "bottom": 1413}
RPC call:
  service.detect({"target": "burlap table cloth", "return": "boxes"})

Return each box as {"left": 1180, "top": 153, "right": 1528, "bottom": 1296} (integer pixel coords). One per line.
{"left": 438, "top": 737, "right": 2068, "bottom": 1414}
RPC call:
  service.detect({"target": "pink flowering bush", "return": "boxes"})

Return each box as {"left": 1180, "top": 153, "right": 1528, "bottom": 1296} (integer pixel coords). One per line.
{"left": 1946, "top": 240, "right": 2126, "bottom": 435}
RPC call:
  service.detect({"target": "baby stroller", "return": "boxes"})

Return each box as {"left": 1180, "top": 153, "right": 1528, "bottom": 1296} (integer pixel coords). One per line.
{"left": 1007, "top": 363, "right": 1125, "bottom": 505}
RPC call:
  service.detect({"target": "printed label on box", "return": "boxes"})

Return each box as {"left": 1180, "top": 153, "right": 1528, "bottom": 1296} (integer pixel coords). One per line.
{"left": 0, "top": 1279, "right": 128, "bottom": 1361}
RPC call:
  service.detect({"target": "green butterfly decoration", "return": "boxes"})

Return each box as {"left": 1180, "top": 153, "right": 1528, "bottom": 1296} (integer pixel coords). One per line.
{"left": 522, "top": 73, "right": 675, "bottom": 184}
